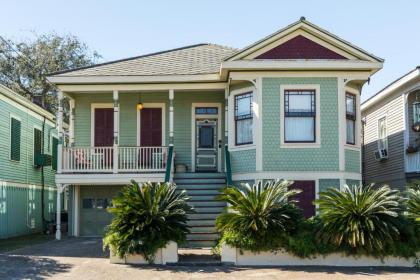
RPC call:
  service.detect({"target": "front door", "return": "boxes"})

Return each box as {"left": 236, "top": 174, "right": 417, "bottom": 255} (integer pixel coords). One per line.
{"left": 195, "top": 119, "right": 218, "bottom": 172}
{"left": 94, "top": 108, "right": 114, "bottom": 146}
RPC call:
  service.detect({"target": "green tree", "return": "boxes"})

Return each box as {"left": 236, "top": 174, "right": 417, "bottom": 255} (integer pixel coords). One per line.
{"left": 0, "top": 33, "right": 100, "bottom": 111}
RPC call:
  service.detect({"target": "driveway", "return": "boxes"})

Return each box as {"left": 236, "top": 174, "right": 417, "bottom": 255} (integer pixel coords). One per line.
{"left": 0, "top": 237, "right": 418, "bottom": 280}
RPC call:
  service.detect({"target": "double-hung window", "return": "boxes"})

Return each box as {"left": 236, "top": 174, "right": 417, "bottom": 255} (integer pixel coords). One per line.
{"left": 33, "top": 128, "right": 42, "bottom": 165}
{"left": 234, "top": 92, "right": 253, "bottom": 145}
{"left": 284, "top": 90, "right": 316, "bottom": 142}
{"left": 346, "top": 93, "right": 356, "bottom": 145}
{"left": 378, "top": 117, "right": 388, "bottom": 150}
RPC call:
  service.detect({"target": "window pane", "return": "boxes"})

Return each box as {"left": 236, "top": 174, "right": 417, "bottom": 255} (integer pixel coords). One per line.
{"left": 346, "top": 95, "right": 355, "bottom": 114}
{"left": 236, "top": 118, "right": 253, "bottom": 144}
{"left": 199, "top": 126, "right": 214, "bottom": 148}
{"left": 346, "top": 119, "right": 355, "bottom": 144}
{"left": 236, "top": 94, "right": 252, "bottom": 117}
{"left": 285, "top": 117, "right": 314, "bottom": 142}
{"left": 378, "top": 117, "right": 386, "bottom": 139}
{"left": 288, "top": 94, "right": 312, "bottom": 112}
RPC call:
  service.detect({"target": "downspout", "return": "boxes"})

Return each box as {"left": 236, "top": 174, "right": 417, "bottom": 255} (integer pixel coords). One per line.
{"left": 41, "top": 116, "right": 46, "bottom": 231}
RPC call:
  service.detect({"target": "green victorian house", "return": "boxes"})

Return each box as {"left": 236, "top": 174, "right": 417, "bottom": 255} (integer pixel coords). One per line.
{"left": 47, "top": 18, "right": 383, "bottom": 247}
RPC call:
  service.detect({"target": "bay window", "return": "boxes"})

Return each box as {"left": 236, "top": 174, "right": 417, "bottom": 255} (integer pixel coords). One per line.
{"left": 235, "top": 92, "right": 253, "bottom": 145}
{"left": 284, "top": 90, "right": 316, "bottom": 142}
{"left": 346, "top": 93, "right": 356, "bottom": 145}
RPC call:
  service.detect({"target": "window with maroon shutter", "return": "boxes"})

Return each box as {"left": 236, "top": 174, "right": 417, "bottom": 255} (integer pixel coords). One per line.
{"left": 140, "top": 108, "right": 162, "bottom": 146}
{"left": 94, "top": 108, "right": 114, "bottom": 147}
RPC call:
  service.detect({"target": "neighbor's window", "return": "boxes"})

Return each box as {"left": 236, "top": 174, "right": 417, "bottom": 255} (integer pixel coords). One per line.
{"left": 33, "top": 128, "right": 42, "bottom": 164}
{"left": 284, "top": 90, "right": 316, "bottom": 142}
{"left": 346, "top": 93, "right": 356, "bottom": 145}
{"left": 378, "top": 117, "right": 388, "bottom": 150}
{"left": 10, "top": 117, "right": 21, "bottom": 161}
{"left": 235, "top": 92, "right": 253, "bottom": 145}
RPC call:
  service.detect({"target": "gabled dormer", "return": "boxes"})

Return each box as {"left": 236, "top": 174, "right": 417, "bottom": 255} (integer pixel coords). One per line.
{"left": 221, "top": 17, "right": 383, "bottom": 78}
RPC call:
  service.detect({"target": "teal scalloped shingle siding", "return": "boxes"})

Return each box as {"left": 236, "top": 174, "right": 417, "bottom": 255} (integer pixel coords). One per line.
{"left": 319, "top": 179, "right": 340, "bottom": 193}
{"left": 231, "top": 149, "right": 256, "bottom": 173}
{"left": 262, "top": 77, "right": 339, "bottom": 171}
{"left": 346, "top": 179, "right": 361, "bottom": 187}
{"left": 345, "top": 149, "right": 360, "bottom": 173}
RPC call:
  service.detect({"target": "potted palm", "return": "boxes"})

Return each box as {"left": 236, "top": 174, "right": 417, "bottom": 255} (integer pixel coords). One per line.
{"left": 103, "top": 181, "right": 194, "bottom": 264}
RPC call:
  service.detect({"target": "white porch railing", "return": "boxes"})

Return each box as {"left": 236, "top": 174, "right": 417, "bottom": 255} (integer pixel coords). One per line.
{"left": 406, "top": 151, "right": 420, "bottom": 173}
{"left": 61, "top": 146, "right": 168, "bottom": 173}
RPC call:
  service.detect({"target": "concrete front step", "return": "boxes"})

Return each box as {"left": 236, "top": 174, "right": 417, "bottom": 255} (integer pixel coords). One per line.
{"left": 182, "top": 240, "right": 217, "bottom": 248}
{"left": 189, "top": 226, "right": 216, "bottom": 233}
{"left": 187, "top": 233, "right": 219, "bottom": 241}
{"left": 174, "top": 172, "right": 226, "bottom": 179}
{"left": 187, "top": 219, "right": 216, "bottom": 227}
{"left": 192, "top": 207, "right": 224, "bottom": 213}
{"left": 187, "top": 201, "right": 226, "bottom": 207}
{"left": 175, "top": 178, "right": 226, "bottom": 184}
{"left": 188, "top": 213, "right": 219, "bottom": 220}
{"left": 176, "top": 184, "right": 224, "bottom": 190}
{"left": 177, "top": 189, "right": 220, "bottom": 195}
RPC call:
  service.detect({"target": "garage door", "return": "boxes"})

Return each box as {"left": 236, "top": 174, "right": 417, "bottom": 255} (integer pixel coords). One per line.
{"left": 290, "top": 180, "right": 316, "bottom": 218}
{"left": 80, "top": 186, "right": 122, "bottom": 236}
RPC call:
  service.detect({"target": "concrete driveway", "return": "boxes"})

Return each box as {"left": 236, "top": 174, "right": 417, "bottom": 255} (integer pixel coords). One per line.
{"left": 0, "top": 237, "right": 418, "bottom": 280}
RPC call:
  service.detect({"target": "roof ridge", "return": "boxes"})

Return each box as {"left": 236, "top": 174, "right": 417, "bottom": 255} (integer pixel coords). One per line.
{"left": 48, "top": 43, "right": 217, "bottom": 76}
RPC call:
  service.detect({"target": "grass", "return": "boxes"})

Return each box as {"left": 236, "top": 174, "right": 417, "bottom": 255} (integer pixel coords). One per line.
{"left": 0, "top": 233, "right": 54, "bottom": 253}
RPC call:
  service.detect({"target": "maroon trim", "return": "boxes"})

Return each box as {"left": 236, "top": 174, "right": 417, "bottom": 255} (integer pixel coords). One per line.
{"left": 255, "top": 35, "right": 347, "bottom": 60}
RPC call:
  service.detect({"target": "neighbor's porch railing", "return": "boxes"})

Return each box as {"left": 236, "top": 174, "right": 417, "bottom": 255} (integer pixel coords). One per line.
{"left": 61, "top": 146, "right": 168, "bottom": 173}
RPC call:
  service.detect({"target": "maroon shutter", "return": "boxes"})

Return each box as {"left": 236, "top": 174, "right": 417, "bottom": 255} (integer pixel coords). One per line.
{"left": 94, "top": 108, "right": 114, "bottom": 147}
{"left": 140, "top": 108, "right": 162, "bottom": 146}
{"left": 290, "top": 180, "right": 316, "bottom": 218}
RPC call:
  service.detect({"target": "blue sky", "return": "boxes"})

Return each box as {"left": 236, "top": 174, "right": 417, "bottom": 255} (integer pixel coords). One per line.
{"left": 1, "top": 0, "right": 419, "bottom": 101}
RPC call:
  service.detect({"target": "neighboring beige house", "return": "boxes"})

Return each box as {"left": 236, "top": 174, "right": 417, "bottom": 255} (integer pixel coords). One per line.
{"left": 362, "top": 66, "right": 420, "bottom": 189}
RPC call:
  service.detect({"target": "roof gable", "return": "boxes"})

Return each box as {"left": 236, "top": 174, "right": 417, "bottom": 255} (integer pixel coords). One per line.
{"left": 225, "top": 18, "right": 383, "bottom": 62}
{"left": 254, "top": 35, "right": 347, "bottom": 60}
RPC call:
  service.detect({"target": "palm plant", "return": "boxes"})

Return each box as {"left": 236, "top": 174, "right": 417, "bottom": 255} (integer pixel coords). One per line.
{"left": 406, "top": 187, "right": 420, "bottom": 222}
{"left": 216, "top": 180, "right": 302, "bottom": 252}
{"left": 103, "top": 181, "right": 194, "bottom": 263}
{"left": 315, "top": 184, "right": 403, "bottom": 254}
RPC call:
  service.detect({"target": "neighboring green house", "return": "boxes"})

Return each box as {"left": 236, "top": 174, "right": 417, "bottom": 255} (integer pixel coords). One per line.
{"left": 0, "top": 84, "right": 59, "bottom": 239}
{"left": 47, "top": 18, "right": 383, "bottom": 246}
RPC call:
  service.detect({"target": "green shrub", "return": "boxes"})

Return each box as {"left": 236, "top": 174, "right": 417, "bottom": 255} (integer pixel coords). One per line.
{"left": 216, "top": 180, "right": 302, "bottom": 252}
{"left": 315, "top": 184, "right": 403, "bottom": 255}
{"left": 103, "top": 181, "right": 194, "bottom": 263}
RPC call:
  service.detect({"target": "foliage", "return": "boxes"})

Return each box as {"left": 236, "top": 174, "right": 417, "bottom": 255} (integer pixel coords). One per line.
{"left": 315, "top": 184, "right": 403, "bottom": 254}
{"left": 406, "top": 187, "right": 420, "bottom": 222}
{"left": 0, "top": 33, "right": 100, "bottom": 111}
{"left": 216, "top": 180, "right": 302, "bottom": 252}
{"left": 216, "top": 181, "right": 420, "bottom": 259}
{"left": 103, "top": 181, "right": 194, "bottom": 263}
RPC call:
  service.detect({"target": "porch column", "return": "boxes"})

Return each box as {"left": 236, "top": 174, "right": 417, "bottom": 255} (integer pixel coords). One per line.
{"left": 69, "top": 98, "right": 75, "bottom": 146}
{"left": 169, "top": 89, "right": 174, "bottom": 145}
{"left": 224, "top": 88, "right": 228, "bottom": 145}
{"left": 113, "top": 90, "right": 119, "bottom": 173}
{"left": 57, "top": 91, "right": 64, "bottom": 174}
{"left": 55, "top": 184, "right": 63, "bottom": 240}
{"left": 338, "top": 78, "right": 346, "bottom": 174}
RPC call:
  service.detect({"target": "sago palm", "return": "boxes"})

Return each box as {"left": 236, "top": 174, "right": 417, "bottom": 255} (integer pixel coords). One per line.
{"left": 103, "top": 181, "right": 194, "bottom": 263}
{"left": 216, "top": 180, "right": 302, "bottom": 251}
{"left": 316, "top": 184, "right": 402, "bottom": 253}
{"left": 406, "top": 187, "right": 420, "bottom": 222}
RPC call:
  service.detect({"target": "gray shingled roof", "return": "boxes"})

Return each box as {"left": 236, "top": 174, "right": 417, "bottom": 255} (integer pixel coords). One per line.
{"left": 53, "top": 44, "right": 238, "bottom": 77}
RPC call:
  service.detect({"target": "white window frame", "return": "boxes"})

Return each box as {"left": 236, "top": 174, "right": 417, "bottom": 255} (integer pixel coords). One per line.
{"left": 344, "top": 87, "right": 361, "bottom": 150}
{"left": 280, "top": 84, "right": 321, "bottom": 148}
{"left": 377, "top": 115, "right": 388, "bottom": 151}
{"left": 136, "top": 103, "right": 166, "bottom": 146}
{"left": 9, "top": 114, "right": 21, "bottom": 162}
{"left": 90, "top": 103, "right": 115, "bottom": 147}
{"left": 228, "top": 86, "right": 256, "bottom": 151}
